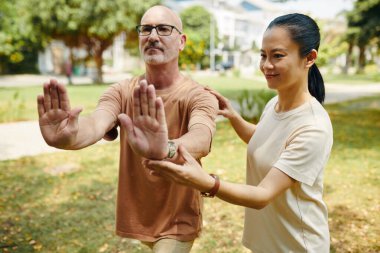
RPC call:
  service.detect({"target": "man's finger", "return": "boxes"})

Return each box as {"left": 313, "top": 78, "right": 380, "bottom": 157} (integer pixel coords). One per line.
{"left": 139, "top": 80, "right": 149, "bottom": 115}
{"left": 67, "top": 107, "right": 83, "bottom": 127}
{"left": 50, "top": 79, "right": 60, "bottom": 109}
{"left": 43, "top": 82, "right": 52, "bottom": 111}
{"left": 133, "top": 86, "right": 141, "bottom": 117}
{"left": 147, "top": 84, "right": 157, "bottom": 117}
{"left": 156, "top": 97, "right": 167, "bottom": 125}
{"left": 56, "top": 82, "right": 71, "bottom": 111}
{"left": 37, "top": 95, "right": 46, "bottom": 117}
{"left": 118, "top": 114, "right": 135, "bottom": 140}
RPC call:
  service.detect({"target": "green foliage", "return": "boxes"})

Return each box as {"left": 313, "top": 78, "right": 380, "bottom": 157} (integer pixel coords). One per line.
{"left": 0, "top": 0, "right": 45, "bottom": 73}
{"left": 236, "top": 89, "right": 276, "bottom": 123}
{"left": 179, "top": 5, "right": 217, "bottom": 69}
{"left": 27, "top": 0, "right": 161, "bottom": 82}
{"left": 345, "top": 0, "right": 380, "bottom": 71}
{"left": 346, "top": 0, "right": 380, "bottom": 44}
{"left": 317, "top": 20, "right": 348, "bottom": 68}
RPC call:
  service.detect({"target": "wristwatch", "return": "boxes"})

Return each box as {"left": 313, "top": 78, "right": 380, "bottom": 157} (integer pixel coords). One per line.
{"left": 166, "top": 141, "right": 177, "bottom": 159}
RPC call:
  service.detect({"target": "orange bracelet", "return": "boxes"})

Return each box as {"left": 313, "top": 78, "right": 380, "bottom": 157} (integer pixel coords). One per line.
{"left": 201, "top": 174, "right": 220, "bottom": 198}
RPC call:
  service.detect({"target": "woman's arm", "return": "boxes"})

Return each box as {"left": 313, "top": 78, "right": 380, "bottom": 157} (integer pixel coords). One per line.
{"left": 206, "top": 88, "right": 256, "bottom": 144}
{"left": 145, "top": 145, "right": 295, "bottom": 209}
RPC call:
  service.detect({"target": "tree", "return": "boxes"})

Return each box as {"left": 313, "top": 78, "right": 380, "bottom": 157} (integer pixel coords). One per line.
{"left": 316, "top": 19, "right": 349, "bottom": 73}
{"left": 29, "top": 0, "right": 160, "bottom": 83}
{"left": 180, "top": 5, "right": 217, "bottom": 70}
{"left": 0, "top": 0, "right": 46, "bottom": 74}
{"left": 345, "top": 0, "right": 380, "bottom": 73}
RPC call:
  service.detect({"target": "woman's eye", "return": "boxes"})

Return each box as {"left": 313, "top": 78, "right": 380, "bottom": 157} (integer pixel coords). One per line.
{"left": 274, "top": 54, "right": 284, "bottom": 58}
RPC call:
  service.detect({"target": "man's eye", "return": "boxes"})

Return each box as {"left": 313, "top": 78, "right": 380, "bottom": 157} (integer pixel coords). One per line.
{"left": 274, "top": 54, "right": 284, "bottom": 58}
{"left": 158, "top": 26, "right": 170, "bottom": 32}
{"left": 142, "top": 26, "right": 152, "bottom": 32}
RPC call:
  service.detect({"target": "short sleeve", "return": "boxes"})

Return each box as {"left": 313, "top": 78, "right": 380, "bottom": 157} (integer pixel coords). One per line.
{"left": 95, "top": 83, "right": 123, "bottom": 122}
{"left": 188, "top": 89, "right": 218, "bottom": 135}
{"left": 273, "top": 126, "right": 332, "bottom": 186}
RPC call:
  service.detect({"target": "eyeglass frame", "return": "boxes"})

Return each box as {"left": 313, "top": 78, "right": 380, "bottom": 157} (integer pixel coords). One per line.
{"left": 136, "top": 24, "right": 182, "bottom": 36}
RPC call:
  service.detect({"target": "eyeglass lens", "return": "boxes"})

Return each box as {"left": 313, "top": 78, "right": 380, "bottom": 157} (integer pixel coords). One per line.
{"left": 138, "top": 25, "right": 174, "bottom": 36}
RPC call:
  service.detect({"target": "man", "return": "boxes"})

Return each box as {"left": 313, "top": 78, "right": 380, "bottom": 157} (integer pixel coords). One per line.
{"left": 37, "top": 5, "right": 218, "bottom": 253}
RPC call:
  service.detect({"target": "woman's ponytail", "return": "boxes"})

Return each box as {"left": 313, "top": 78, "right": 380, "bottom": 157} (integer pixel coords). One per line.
{"left": 308, "top": 64, "right": 325, "bottom": 104}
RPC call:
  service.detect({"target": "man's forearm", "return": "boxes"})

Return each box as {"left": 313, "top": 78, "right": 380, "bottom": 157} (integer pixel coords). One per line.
{"left": 171, "top": 124, "right": 213, "bottom": 162}
{"left": 63, "top": 111, "right": 115, "bottom": 150}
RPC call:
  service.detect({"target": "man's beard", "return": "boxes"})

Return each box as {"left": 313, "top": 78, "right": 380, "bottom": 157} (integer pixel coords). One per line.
{"left": 142, "top": 42, "right": 165, "bottom": 64}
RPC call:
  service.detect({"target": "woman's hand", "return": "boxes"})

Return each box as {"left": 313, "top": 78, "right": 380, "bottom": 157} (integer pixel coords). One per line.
{"left": 205, "top": 87, "right": 238, "bottom": 119}
{"left": 144, "top": 145, "right": 215, "bottom": 192}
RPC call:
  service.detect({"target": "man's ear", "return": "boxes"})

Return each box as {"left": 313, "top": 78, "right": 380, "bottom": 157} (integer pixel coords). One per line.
{"left": 179, "top": 34, "right": 187, "bottom": 52}
{"left": 306, "top": 49, "right": 318, "bottom": 68}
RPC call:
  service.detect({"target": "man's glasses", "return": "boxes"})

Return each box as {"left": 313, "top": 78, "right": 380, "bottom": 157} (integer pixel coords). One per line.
{"left": 136, "top": 24, "right": 182, "bottom": 36}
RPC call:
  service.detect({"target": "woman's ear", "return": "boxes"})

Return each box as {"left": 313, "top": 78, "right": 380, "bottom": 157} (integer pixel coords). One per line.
{"left": 306, "top": 49, "right": 318, "bottom": 68}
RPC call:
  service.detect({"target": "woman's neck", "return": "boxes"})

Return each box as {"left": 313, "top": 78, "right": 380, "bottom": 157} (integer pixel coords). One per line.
{"left": 276, "top": 85, "right": 311, "bottom": 112}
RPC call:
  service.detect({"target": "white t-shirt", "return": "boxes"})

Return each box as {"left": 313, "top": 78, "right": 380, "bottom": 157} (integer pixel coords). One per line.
{"left": 242, "top": 96, "right": 333, "bottom": 253}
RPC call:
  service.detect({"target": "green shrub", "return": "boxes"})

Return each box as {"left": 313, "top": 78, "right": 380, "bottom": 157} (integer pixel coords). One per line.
{"left": 237, "top": 89, "right": 276, "bottom": 123}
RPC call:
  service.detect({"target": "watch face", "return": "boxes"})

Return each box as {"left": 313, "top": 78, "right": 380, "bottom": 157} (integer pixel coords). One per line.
{"left": 167, "top": 141, "right": 176, "bottom": 158}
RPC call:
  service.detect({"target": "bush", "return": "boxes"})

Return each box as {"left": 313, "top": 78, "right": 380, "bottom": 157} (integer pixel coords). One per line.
{"left": 237, "top": 89, "right": 276, "bottom": 123}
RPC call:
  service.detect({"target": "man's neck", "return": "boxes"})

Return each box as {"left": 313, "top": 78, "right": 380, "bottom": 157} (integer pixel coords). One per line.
{"left": 144, "top": 64, "right": 183, "bottom": 90}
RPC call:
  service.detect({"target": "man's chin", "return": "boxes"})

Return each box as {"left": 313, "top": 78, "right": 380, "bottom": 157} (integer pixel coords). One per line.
{"left": 144, "top": 56, "right": 165, "bottom": 65}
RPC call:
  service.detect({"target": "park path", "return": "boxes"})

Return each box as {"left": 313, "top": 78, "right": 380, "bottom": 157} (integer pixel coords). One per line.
{"left": 1, "top": 74, "right": 380, "bottom": 161}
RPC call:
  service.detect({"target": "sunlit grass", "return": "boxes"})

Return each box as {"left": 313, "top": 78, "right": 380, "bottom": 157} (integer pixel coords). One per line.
{"left": 324, "top": 72, "right": 380, "bottom": 84}
{"left": 1, "top": 95, "right": 379, "bottom": 252}
{"left": 0, "top": 75, "right": 267, "bottom": 123}
{"left": 0, "top": 85, "right": 108, "bottom": 123}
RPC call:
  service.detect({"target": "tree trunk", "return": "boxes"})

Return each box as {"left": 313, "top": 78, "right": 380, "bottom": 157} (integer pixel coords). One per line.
{"left": 343, "top": 42, "right": 353, "bottom": 74}
{"left": 357, "top": 45, "right": 366, "bottom": 74}
{"left": 93, "top": 50, "right": 104, "bottom": 84}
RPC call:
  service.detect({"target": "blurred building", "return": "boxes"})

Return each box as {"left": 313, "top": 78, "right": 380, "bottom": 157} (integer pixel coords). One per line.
{"left": 166, "top": 0, "right": 283, "bottom": 76}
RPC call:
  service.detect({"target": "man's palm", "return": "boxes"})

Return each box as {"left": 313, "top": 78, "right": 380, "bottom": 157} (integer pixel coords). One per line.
{"left": 37, "top": 80, "right": 81, "bottom": 148}
{"left": 39, "top": 109, "right": 79, "bottom": 147}
{"left": 118, "top": 80, "right": 169, "bottom": 159}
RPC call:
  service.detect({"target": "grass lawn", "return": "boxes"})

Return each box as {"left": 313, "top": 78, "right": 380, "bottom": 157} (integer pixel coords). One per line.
{"left": 0, "top": 85, "right": 107, "bottom": 123}
{"left": 1, "top": 94, "right": 379, "bottom": 252}
{"left": 0, "top": 75, "right": 267, "bottom": 123}
{"left": 324, "top": 72, "right": 380, "bottom": 85}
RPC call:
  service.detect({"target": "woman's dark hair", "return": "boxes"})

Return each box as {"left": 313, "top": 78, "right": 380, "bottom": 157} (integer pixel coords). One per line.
{"left": 267, "top": 13, "right": 325, "bottom": 104}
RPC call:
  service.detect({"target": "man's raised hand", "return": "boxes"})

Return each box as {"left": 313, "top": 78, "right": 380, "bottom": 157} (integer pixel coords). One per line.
{"left": 37, "top": 79, "right": 82, "bottom": 148}
{"left": 118, "top": 80, "right": 169, "bottom": 159}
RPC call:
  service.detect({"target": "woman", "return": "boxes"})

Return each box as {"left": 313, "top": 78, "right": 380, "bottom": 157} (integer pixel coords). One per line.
{"left": 145, "top": 13, "right": 333, "bottom": 252}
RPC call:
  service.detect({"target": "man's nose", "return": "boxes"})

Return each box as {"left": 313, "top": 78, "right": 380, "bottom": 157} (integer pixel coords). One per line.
{"left": 148, "top": 28, "right": 159, "bottom": 41}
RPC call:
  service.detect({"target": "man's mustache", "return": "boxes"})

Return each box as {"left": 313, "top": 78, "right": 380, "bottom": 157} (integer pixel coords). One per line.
{"left": 144, "top": 43, "right": 164, "bottom": 52}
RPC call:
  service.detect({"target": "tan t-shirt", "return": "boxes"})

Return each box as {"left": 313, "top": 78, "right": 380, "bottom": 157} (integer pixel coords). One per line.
{"left": 242, "top": 96, "right": 333, "bottom": 253}
{"left": 95, "top": 76, "right": 218, "bottom": 242}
